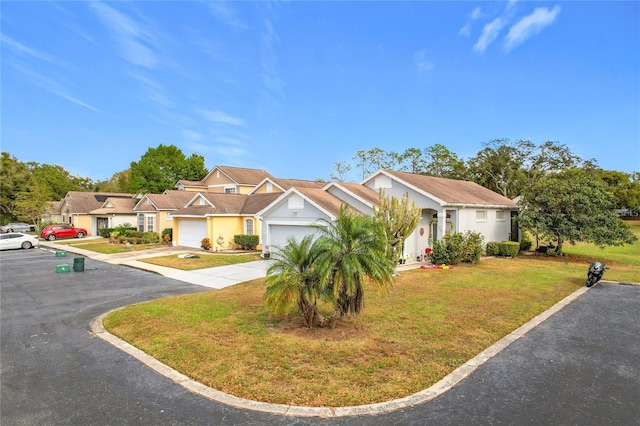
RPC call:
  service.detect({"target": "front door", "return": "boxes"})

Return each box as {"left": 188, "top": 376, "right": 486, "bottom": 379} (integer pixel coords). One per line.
{"left": 510, "top": 211, "right": 519, "bottom": 242}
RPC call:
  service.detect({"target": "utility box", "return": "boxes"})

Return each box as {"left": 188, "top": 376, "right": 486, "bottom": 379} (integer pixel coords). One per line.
{"left": 56, "top": 264, "right": 70, "bottom": 273}
{"left": 73, "top": 257, "right": 85, "bottom": 272}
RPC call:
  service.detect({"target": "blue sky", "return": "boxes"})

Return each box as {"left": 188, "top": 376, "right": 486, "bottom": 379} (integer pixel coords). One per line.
{"left": 2, "top": 1, "right": 639, "bottom": 183}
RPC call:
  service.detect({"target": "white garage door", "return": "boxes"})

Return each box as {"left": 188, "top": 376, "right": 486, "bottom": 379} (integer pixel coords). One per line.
{"left": 268, "top": 224, "right": 317, "bottom": 253}
{"left": 178, "top": 219, "right": 207, "bottom": 248}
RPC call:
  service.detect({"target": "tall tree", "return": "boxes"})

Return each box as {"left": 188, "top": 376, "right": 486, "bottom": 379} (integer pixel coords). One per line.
{"left": 467, "top": 139, "right": 529, "bottom": 198}
{"left": 95, "top": 169, "right": 132, "bottom": 193}
{"left": 13, "top": 179, "right": 53, "bottom": 230}
{"left": 423, "top": 143, "right": 467, "bottom": 179}
{"left": 329, "top": 161, "right": 352, "bottom": 182}
{"left": 0, "top": 152, "right": 33, "bottom": 223}
{"left": 28, "top": 163, "right": 92, "bottom": 200}
{"left": 524, "top": 140, "right": 581, "bottom": 186}
{"left": 597, "top": 169, "right": 640, "bottom": 214}
{"left": 353, "top": 148, "right": 394, "bottom": 180}
{"left": 518, "top": 168, "right": 637, "bottom": 255}
{"left": 374, "top": 190, "right": 422, "bottom": 265}
{"left": 397, "top": 147, "right": 427, "bottom": 174}
{"left": 129, "top": 144, "right": 208, "bottom": 193}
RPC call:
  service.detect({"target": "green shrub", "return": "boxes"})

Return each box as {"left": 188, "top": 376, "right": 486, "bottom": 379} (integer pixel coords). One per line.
{"left": 98, "top": 228, "right": 113, "bottom": 238}
{"left": 487, "top": 241, "right": 521, "bottom": 257}
{"left": 234, "top": 234, "right": 259, "bottom": 250}
{"left": 143, "top": 232, "right": 160, "bottom": 243}
{"left": 519, "top": 235, "right": 532, "bottom": 251}
{"left": 428, "top": 231, "right": 484, "bottom": 265}
{"left": 161, "top": 228, "right": 173, "bottom": 241}
{"left": 486, "top": 241, "right": 501, "bottom": 256}
{"left": 499, "top": 241, "right": 520, "bottom": 257}
{"left": 123, "top": 230, "right": 144, "bottom": 238}
{"left": 115, "top": 223, "right": 135, "bottom": 234}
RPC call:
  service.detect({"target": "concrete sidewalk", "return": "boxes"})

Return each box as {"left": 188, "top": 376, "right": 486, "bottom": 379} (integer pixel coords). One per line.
{"left": 39, "top": 240, "right": 272, "bottom": 289}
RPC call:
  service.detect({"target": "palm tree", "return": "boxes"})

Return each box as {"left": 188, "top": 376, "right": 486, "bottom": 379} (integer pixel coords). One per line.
{"left": 264, "top": 235, "right": 326, "bottom": 328}
{"left": 314, "top": 205, "right": 395, "bottom": 319}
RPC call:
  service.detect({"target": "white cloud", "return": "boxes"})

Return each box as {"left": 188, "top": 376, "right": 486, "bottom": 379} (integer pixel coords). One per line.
{"left": 504, "top": 6, "right": 561, "bottom": 51}
{"left": 198, "top": 109, "right": 245, "bottom": 127}
{"left": 261, "top": 19, "right": 284, "bottom": 99}
{"left": 414, "top": 49, "right": 434, "bottom": 73}
{"left": 474, "top": 17, "right": 507, "bottom": 53}
{"left": 207, "top": 1, "right": 246, "bottom": 30}
{"left": 2, "top": 34, "right": 56, "bottom": 63}
{"left": 89, "top": 2, "right": 158, "bottom": 68}
{"left": 7, "top": 61, "right": 100, "bottom": 112}
{"left": 459, "top": 7, "right": 483, "bottom": 37}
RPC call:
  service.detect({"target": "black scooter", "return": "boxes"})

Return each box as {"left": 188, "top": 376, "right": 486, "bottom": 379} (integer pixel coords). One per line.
{"left": 585, "top": 260, "right": 608, "bottom": 287}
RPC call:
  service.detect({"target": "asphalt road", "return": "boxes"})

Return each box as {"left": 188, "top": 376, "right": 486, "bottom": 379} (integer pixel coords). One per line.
{"left": 2, "top": 247, "right": 639, "bottom": 425}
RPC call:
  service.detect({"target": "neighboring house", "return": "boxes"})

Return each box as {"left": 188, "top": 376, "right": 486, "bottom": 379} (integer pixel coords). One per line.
{"left": 361, "top": 169, "right": 519, "bottom": 260}
{"left": 257, "top": 169, "right": 518, "bottom": 259}
{"left": 171, "top": 192, "right": 280, "bottom": 250}
{"left": 133, "top": 190, "right": 195, "bottom": 234}
{"left": 41, "top": 201, "right": 64, "bottom": 224}
{"left": 56, "top": 192, "right": 137, "bottom": 236}
{"left": 170, "top": 167, "right": 329, "bottom": 249}
{"left": 89, "top": 197, "right": 139, "bottom": 232}
{"left": 176, "top": 165, "right": 274, "bottom": 194}
{"left": 250, "top": 177, "right": 327, "bottom": 194}
{"left": 257, "top": 187, "right": 361, "bottom": 253}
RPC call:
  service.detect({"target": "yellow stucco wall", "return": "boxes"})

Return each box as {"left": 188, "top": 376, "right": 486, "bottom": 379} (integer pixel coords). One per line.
{"left": 172, "top": 215, "right": 263, "bottom": 250}
{"left": 74, "top": 215, "right": 92, "bottom": 234}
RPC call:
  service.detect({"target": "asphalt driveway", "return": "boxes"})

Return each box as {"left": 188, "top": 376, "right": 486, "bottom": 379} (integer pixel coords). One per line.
{"left": 1, "top": 248, "right": 639, "bottom": 425}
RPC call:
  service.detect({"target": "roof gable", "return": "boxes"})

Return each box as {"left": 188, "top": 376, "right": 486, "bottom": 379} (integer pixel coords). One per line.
{"left": 60, "top": 192, "right": 135, "bottom": 214}
{"left": 201, "top": 165, "right": 274, "bottom": 187}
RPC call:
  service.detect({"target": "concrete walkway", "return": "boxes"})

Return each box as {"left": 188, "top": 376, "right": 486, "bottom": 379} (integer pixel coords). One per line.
{"left": 39, "top": 239, "right": 272, "bottom": 289}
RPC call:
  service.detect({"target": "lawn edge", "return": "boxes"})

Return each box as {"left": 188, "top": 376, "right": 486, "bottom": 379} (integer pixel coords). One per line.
{"left": 90, "top": 285, "right": 592, "bottom": 417}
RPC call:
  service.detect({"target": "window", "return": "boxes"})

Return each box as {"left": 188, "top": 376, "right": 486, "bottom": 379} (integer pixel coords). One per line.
{"left": 476, "top": 210, "right": 487, "bottom": 222}
{"left": 146, "top": 216, "right": 154, "bottom": 232}
{"left": 496, "top": 210, "right": 505, "bottom": 221}
{"left": 245, "top": 218, "right": 254, "bottom": 235}
{"left": 137, "top": 214, "right": 144, "bottom": 232}
{"left": 224, "top": 186, "right": 236, "bottom": 194}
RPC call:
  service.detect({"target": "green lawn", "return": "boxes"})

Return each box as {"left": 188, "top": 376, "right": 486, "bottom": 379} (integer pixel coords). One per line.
{"left": 562, "top": 220, "right": 640, "bottom": 267}
{"left": 104, "top": 227, "right": 639, "bottom": 407}
{"left": 65, "top": 241, "right": 165, "bottom": 254}
{"left": 140, "top": 252, "right": 263, "bottom": 270}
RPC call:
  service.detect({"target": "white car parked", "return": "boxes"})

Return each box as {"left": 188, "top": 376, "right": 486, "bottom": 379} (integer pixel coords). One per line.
{"left": 0, "top": 222, "right": 36, "bottom": 233}
{"left": 0, "top": 232, "right": 39, "bottom": 250}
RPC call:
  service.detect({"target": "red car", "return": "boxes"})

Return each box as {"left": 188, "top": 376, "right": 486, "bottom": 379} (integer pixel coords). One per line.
{"left": 40, "top": 225, "right": 88, "bottom": 241}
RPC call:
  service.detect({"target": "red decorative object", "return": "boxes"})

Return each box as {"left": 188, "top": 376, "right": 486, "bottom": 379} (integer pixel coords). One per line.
{"left": 425, "top": 248, "right": 432, "bottom": 254}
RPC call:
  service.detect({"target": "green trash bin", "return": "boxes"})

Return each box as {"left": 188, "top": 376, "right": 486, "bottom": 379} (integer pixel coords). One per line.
{"left": 73, "top": 257, "right": 85, "bottom": 272}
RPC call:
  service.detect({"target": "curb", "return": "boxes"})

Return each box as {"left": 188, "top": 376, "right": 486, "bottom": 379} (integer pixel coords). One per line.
{"left": 91, "top": 285, "right": 591, "bottom": 418}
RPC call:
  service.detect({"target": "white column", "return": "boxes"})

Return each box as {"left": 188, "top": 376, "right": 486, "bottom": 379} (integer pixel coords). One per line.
{"left": 437, "top": 210, "right": 446, "bottom": 240}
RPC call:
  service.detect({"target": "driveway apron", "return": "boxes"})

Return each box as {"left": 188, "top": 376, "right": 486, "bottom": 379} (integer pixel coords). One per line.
{"left": 1, "top": 248, "right": 639, "bottom": 425}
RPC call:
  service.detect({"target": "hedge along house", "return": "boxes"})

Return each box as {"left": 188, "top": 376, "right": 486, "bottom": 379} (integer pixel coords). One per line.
{"left": 362, "top": 169, "right": 519, "bottom": 261}
{"left": 132, "top": 190, "right": 196, "bottom": 234}
{"left": 170, "top": 192, "right": 280, "bottom": 250}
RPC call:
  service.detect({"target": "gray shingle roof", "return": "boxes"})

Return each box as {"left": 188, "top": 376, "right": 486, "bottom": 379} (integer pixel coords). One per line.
{"left": 61, "top": 192, "right": 135, "bottom": 214}
{"left": 216, "top": 166, "right": 274, "bottom": 185}
{"left": 382, "top": 170, "right": 517, "bottom": 206}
